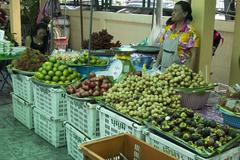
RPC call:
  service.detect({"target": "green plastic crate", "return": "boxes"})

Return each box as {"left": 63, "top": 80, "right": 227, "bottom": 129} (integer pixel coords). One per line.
{"left": 66, "top": 95, "right": 100, "bottom": 139}
{"left": 33, "top": 108, "right": 66, "bottom": 148}
{"left": 144, "top": 129, "right": 240, "bottom": 160}
{"left": 97, "top": 105, "right": 145, "bottom": 140}
{"left": 11, "top": 74, "right": 34, "bottom": 103}
{"left": 32, "top": 83, "right": 67, "bottom": 120}
{"left": 66, "top": 123, "right": 90, "bottom": 160}
{"left": 12, "top": 93, "right": 34, "bottom": 129}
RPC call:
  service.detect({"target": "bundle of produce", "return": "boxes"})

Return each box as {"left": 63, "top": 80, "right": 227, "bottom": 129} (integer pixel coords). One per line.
{"left": 11, "top": 48, "right": 47, "bottom": 72}
{"left": 66, "top": 73, "right": 112, "bottom": 97}
{"left": 33, "top": 57, "right": 81, "bottom": 85}
{"left": 149, "top": 106, "right": 240, "bottom": 156}
{"left": 103, "top": 73, "right": 182, "bottom": 122}
{"left": 82, "top": 29, "right": 121, "bottom": 50}
{"left": 162, "top": 64, "right": 211, "bottom": 89}
{"left": 52, "top": 52, "right": 108, "bottom": 66}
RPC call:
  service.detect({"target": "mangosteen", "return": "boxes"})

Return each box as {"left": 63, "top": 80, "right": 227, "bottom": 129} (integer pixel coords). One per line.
{"left": 183, "top": 133, "right": 190, "bottom": 141}
{"left": 203, "top": 119, "right": 211, "bottom": 127}
{"left": 187, "top": 127, "right": 195, "bottom": 134}
{"left": 210, "top": 135, "right": 218, "bottom": 141}
{"left": 205, "top": 137, "right": 215, "bottom": 147}
{"left": 223, "top": 125, "right": 230, "bottom": 134}
{"left": 185, "top": 118, "right": 192, "bottom": 125}
{"left": 213, "top": 143, "right": 219, "bottom": 149}
{"left": 209, "top": 121, "right": 217, "bottom": 128}
{"left": 173, "top": 131, "right": 183, "bottom": 138}
{"left": 186, "top": 110, "right": 194, "bottom": 117}
{"left": 190, "top": 121, "right": 197, "bottom": 127}
{"left": 161, "top": 121, "right": 172, "bottom": 132}
{"left": 180, "top": 112, "right": 187, "bottom": 118}
{"left": 196, "top": 139, "right": 204, "bottom": 146}
{"left": 216, "top": 129, "right": 225, "bottom": 137}
{"left": 172, "top": 112, "right": 179, "bottom": 119}
{"left": 201, "top": 128, "right": 211, "bottom": 138}
{"left": 156, "top": 117, "right": 165, "bottom": 124}
{"left": 179, "top": 122, "right": 187, "bottom": 129}
{"left": 190, "top": 133, "right": 201, "bottom": 142}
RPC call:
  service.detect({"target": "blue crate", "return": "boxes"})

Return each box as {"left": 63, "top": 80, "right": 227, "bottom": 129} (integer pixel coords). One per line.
{"left": 219, "top": 106, "right": 240, "bottom": 129}
{"left": 71, "top": 65, "right": 109, "bottom": 77}
{"left": 222, "top": 112, "right": 240, "bottom": 129}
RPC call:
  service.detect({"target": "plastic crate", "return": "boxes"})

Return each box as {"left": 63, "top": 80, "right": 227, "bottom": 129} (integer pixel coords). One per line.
{"left": 220, "top": 109, "right": 240, "bottom": 129}
{"left": 67, "top": 95, "right": 100, "bottom": 139}
{"left": 66, "top": 123, "right": 91, "bottom": 160}
{"left": 71, "top": 65, "right": 109, "bottom": 77}
{"left": 12, "top": 93, "right": 34, "bottom": 129}
{"left": 33, "top": 108, "right": 66, "bottom": 148}
{"left": 80, "top": 133, "right": 176, "bottom": 160}
{"left": 144, "top": 130, "right": 240, "bottom": 160}
{"left": 11, "top": 74, "right": 34, "bottom": 103}
{"left": 33, "top": 83, "right": 67, "bottom": 120}
{"left": 97, "top": 105, "right": 145, "bottom": 140}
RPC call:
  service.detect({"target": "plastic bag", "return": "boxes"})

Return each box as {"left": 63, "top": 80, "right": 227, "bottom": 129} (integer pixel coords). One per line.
{"left": 36, "top": 0, "right": 61, "bottom": 24}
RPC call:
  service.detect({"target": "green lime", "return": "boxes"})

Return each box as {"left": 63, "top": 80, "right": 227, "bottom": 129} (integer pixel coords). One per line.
{"left": 55, "top": 70, "right": 62, "bottom": 77}
{"left": 45, "top": 80, "right": 50, "bottom": 84}
{"left": 36, "top": 72, "right": 44, "bottom": 80}
{"left": 50, "top": 81, "right": 57, "bottom": 85}
{"left": 45, "top": 65, "right": 52, "bottom": 71}
{"left": 68, "top": 68, "right": 73, "bottom": 74}
{"left": 52, "top": 76, "right": 59, "bottom": 82}
{"left": 53, "top": 67, "right": 58, "bottom": 72}
{"left": 54, "top": 62, "right": 60, "bottom": 68}
{"left": 45, "top": 75, "right": 51, "bottom": 81}
{"left": 48, "top": 70, "right": 55, "bottom": 77}
{"left": 49, "top": 57, "right": 57, "bottom": 63}
{"left": 60, "top": 76, "right": 66, "bottom": 82}
{"left": 58, "top": 65, "right": 66, "bottom": 71}
{"left": 38, "top": 67, "right": 43, "bottom": 72}
{"left": 41, "top": 69, "right": 47, "bottom": 76}
{"left": 63, "top": 69, "right": 69, "bottom": 76}
{"left": 58, "top": 81, "right": 64, "bottom": 85}
{"left": 65, "top": 80, "right": 70, "bottom": 84}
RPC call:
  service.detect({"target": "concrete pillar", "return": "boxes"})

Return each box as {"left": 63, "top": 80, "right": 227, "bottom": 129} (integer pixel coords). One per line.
{"left": 191, "top": 0, "right": 216, "bottom": 81}
{"left": 229, "top": 0, "right": 240, "bottom": 84}
{"left": 9, "top": 0, "right": 21, "bottom": 45}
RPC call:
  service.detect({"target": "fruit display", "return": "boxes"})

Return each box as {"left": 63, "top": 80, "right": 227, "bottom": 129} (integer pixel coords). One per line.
{"left": 150, "top": 107, "right": 239, "bottom": 154}
{"left": 52, "top": 52, "right": 108, "bottom": 66}
{"left": 103, "top": 73, "right": 182, "bottom": 122}
{"left": 102, "top": 64, "right": 239, "bottom": 155}
{"left": 66, "top": 73, "right": 112, "bottom": 97}
{"left": 12, "top": 48, "right": 47, "bottom": 72}
{"left": 163, "top": 64, "right": 210, "bottom": 88}
{"left": 82, "top": 29, "right": 121, "bottom": 50}
{"left": 34, "top": 57, "right": 81, "bottom": 85}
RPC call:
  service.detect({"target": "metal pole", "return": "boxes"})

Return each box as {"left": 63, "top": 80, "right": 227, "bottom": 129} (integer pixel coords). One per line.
{"left": 88, "top": 0, "right": 94, "bottom": 73}
{"left": 151, "top": 0, "right": 156, "bottom": 29}
{"left": 50, "top": 0, "right": 54, "bottom": 52}
{"left": 80, "top": 0, "right": 84, "bottom": 48}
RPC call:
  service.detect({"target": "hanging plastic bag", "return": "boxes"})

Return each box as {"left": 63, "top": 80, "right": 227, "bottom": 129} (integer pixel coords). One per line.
{"left": 36, "top": 0, "right": 61, "bottom": 24}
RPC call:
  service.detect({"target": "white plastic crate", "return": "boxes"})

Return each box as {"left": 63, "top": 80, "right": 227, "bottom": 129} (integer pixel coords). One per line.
{"left": 33, "top": 108, "right": 66, "bottom": 148}
{"left": 11, "top": 74, "right": 34, "bottom": 103}
{"left": 12, "top": 93, "right": 34, "bottom": 129}
{"left": 33, "top": 83, "right": 67, "bottom": 120}
{"left": 97, "top": 105, "right": 145, "bottom": 140}
{"left": 67, "top": 95, "right": 99, "bottom": 139}
{"left": 66, "top": 123, "right": 90, "bottom": 160}
{"left": 144, "top": 130, "right": 240, "bottom": 160}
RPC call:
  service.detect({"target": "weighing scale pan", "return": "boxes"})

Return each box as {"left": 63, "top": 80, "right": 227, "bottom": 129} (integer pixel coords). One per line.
{"left": 110, "top": 47, "right": 137, "bottom": 54}
{"left": 132, "top": 46, "right": 160, "bottom": 54}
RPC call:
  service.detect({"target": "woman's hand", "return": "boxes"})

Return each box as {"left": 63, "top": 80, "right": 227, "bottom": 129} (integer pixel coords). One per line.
{"left": 189, "top": 47, "right": 198, "bottom": 72}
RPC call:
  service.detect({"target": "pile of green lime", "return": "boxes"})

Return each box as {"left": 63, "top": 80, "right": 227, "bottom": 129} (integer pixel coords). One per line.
{"left": 78, "top": 53, "right": 108, "bottom": 66}
{"left": 34, "top": 57, "right": 81, "bottom": 85}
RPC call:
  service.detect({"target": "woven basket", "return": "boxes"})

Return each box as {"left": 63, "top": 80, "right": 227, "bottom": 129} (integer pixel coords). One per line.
{"left": 178, "top": 91, "right": 210, "bottom": 110}
{"left": 219, "top": 106, "right": 240, "bottom": 129}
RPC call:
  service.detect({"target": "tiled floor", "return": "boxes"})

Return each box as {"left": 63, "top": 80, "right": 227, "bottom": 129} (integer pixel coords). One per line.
{"left": 0, "top": 83, "right": 72, "bottom": 160}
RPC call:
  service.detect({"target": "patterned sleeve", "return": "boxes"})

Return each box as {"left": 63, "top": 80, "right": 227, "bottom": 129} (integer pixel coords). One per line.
{"left": 187, "top": 27, "right": 200, "bottom": 48}
{"left": 159, "top": 25, "right": 170, "bottom": 44}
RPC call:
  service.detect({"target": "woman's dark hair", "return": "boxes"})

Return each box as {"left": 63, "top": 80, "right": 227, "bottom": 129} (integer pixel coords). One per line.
{"left": 175, "top": 1, "right": 193, "bottom": 21}
{"left": 32, "top": 22, "right": 49, "bottom": 36}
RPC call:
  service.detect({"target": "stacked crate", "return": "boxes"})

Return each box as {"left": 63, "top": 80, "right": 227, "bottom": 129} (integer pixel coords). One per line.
{"left": 11, "top": 74, "right": 34, "bottom": 129}
{"left": 32, "top": 83, "right": 67, "bottom": 147}
{"left": 65, "top": 95, "right": 100, "bottom": 160}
